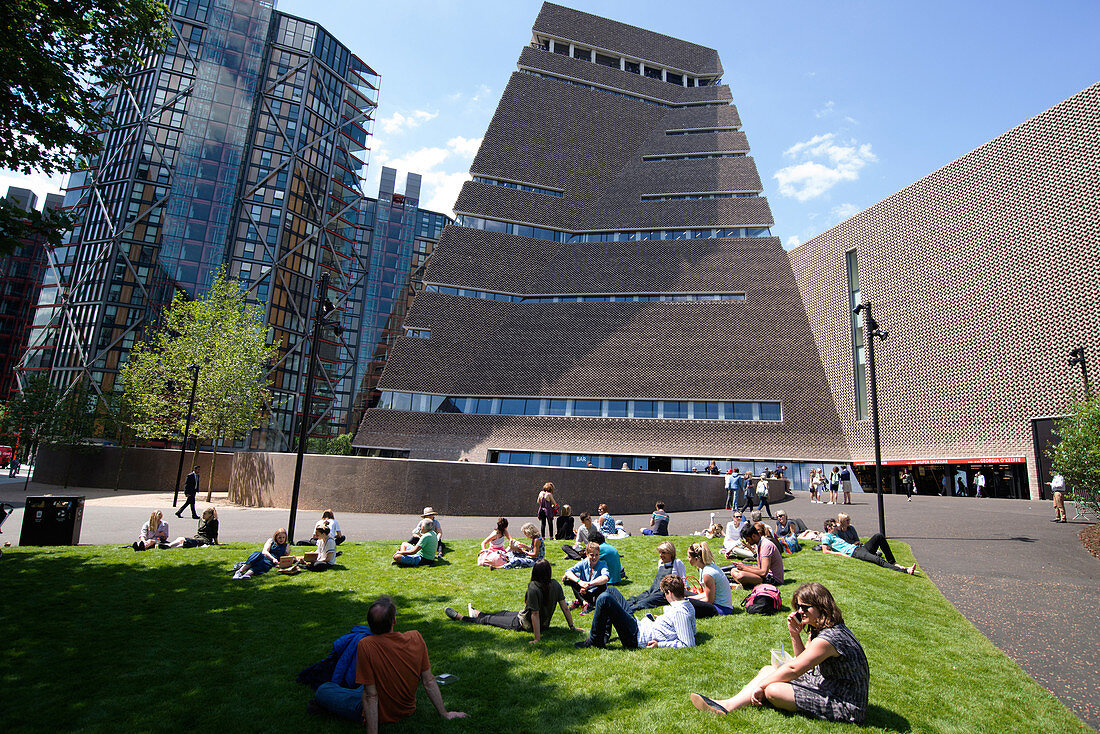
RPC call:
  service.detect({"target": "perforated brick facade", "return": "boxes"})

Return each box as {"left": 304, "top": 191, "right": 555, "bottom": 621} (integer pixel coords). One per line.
{"left": 789, "top": 82, "right": 1100, "bottom": 499}
{"left": 353, "top": 2, "right": 847, "bottom": 465}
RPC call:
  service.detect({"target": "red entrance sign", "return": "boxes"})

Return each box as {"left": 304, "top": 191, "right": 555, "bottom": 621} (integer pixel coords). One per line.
{"left": 852, "top": 456, "right": 1026, "bottom": 467}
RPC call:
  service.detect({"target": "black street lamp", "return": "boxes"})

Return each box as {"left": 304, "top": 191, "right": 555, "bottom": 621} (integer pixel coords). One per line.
{"left": 1068, "top": 346, "right": 1090, "bottom": 397}
{"left": 172, "top": 363, "right": 200, "bottom": 508}
{"left": 854, "top": 301, "right": 889, "bottom": 538}
{"left": 288, "top": 273, "right": 342, "bottom": 541}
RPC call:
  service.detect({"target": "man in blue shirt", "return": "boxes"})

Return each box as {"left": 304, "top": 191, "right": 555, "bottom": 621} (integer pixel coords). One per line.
{"left": 562, "top": 542, "right": 610, "bottom": 610}
{"left": 588, "top": 530, "right": 623, "bottom": 584}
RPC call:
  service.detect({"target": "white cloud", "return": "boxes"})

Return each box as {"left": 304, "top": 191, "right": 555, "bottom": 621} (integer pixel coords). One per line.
{"left": 786, "top": 235, "right": 802, "bottom": 248}
{"left": 446, "top": 136, "right": 482, "bottom": 158}
{"left": 815, "top": 101, "right": 835, "bottom": 118}
{"left": 773, "top": 133, "right": 876, "bottom": 201}
{"left": 831, "top": 202, "right": 859, "bottom": 221}
{"left": 377, "top": 109, "right": 438, "bottom": 135}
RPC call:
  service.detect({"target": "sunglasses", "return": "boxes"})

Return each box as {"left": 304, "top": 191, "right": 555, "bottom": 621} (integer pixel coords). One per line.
{"left": 795, "top": 603, "right": 813, "bottom": 613}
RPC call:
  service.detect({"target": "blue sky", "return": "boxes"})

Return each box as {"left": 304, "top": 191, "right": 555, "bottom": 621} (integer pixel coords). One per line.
{"left": 4, "top": 0, "right": 1098, "bottom": 248}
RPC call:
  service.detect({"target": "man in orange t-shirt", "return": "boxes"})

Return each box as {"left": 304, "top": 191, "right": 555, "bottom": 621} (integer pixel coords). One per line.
{"left": 312, "top": 596, "right": 466, "bottom": 731}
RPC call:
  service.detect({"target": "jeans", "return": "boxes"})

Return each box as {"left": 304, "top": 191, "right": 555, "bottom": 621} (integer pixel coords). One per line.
{"left": 314, "top": 682, "right": 363, "bottom": 722}
{"left": 587, "top": 587, "right": 638, "bottom": 648}
{"left": 756, "top": 493, "right": 772, "bottom": 517}
{"left": 852, "top": 534, "right": 903, "bottom": 570}
{"left": 469, "top": 610, "right": 523, "bottom": 630}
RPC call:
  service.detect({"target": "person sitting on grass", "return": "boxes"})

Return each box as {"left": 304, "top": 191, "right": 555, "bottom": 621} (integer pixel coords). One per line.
{"left": 310, "top": 596, "right": 467, "bottom": 729}
{"left": 835, "top": 513, "right": 860, "bottom": 545}
{"left": 563, "top": 511, "right": 595, "bottom": 559}
{"left": 625, "top": 540, "right": 688, "bottom": 613}
{"left": 641, "top": 501, "right": 670, "bottom": 535}
{"left": 555, "top": 504, "right": 575, "bottom": 540}
{"left": 821, "top": 519, "right": 917, "bottom": 575}
{"left": 689, "top": 582, "right": 868, "bottom": 724}
{"left": 297, "top": 509, "right": 346, "bottom": 546}
{"left": 412, "top": 507, "right": 445, "bottom": 557}
{"left": 445, "top": 559, "right": 579, "bottom": 643}
{"left": 282, "top": 525, "right": 338, "bottom": 574}
{"left": 233, "top": 528, "right": 291, "bottom": 579}
{"left": 597, "top": 503, "right": 630, "bottom": 538}
{"left": 686, "top": 541, "right": 734, "bottom": 618}
{"left": 167, "top": 507, "right": 219, "bottom": 548}
{"left": 477, "top": 517, "right": 511, "bottom": 567}
{"left": 393, "top": 519, "right": 438, "bottom": 566}
{"left": 502, "top": 523, "right": 544, "bottom": 569}
{"left": 562, "top": 541, "right": 609, "bottom": 610}
{"left": 721, "top": 511, "right": 753, "bottom": 560}
{"left": 132, "top": 510, "right": 169, "bottom": 551}
{"left": 589, "top": 530, "right": 624, "bottom": 584}
{"left": 575, "top": 574, "right": 695, "bottom": 649}
{"left": 728, "top": 522, "right": 784, "bottom": 589}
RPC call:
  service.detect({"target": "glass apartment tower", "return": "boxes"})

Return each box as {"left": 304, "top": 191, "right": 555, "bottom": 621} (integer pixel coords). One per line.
{"left": 20, "top": 0, "right": 380, "bottom": 448}
{"left": 353, "top": 2, "right": 847, "bottom": 473}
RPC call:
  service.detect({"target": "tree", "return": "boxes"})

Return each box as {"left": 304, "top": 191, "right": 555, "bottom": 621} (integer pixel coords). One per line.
{"left": 0, "top": 374, "right": 94, "bottom": 490}
{"left": 121, "top": 269, "right": 280, "bottom": 498}
{"left": 98, "top": 388, "right": 141, "bottom": 490}
{"left": 308, "top": 433, "right": 354, "bottom": 456}
{"left": 1050, "top": 393, "right": 1100, "bottom": 517}
{"left": 0, "top": 0, "right": 172, "bottom": 253}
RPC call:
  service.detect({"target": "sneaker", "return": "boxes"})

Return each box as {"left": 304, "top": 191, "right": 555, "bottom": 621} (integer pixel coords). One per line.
{"left": 232, "top": 571, "right": 244, "bottom": 579}
{"left": 232, "top": 562, "right": 245, "bottom": 570}
{"left": 468, "top": 603, "right": 476, "bottom": 617}
{"left": 574, "top": 637, "right": 593, "bottom": 649}
{"left": 445, "top": 607, "right": 462, "bottom": 621}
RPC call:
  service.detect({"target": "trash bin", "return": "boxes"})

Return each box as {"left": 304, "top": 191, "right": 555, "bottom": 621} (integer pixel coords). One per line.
{"left": 20, "top": 495, "right": 84, "bottom": 546}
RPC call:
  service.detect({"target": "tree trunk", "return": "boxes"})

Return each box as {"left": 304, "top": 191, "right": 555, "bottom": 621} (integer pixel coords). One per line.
{"left": 205, "top": 434, "right": 219, "bottom": 502}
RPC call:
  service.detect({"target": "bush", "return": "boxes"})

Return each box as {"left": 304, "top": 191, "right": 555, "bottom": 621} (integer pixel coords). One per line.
{"left": 1051, "top": 393, "right": 1100, "bottom": 516}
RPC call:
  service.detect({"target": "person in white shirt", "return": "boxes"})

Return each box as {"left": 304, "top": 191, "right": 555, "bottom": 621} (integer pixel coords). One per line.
{"left": 283, "top": 525, "right": 337, "bottom": 574}
{"left": 575, "top": 574, "right": 695, "bottom": 649}
{"left": 1050, "top": 473, "right": 1067, "bottom": 523}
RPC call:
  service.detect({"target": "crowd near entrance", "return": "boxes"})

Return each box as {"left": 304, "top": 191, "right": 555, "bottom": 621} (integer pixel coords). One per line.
{"left": 851, "top": 459, "right": 1029, "bottom": 499}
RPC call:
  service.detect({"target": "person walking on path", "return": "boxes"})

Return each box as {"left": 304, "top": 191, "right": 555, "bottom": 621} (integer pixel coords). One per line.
{"left": 176, "top": 465, "right": 200, "bottom": 519}
{"left": 537, "top": 482, "right": 558, "bottom": 539}
{"left": 755, "top": 476, "right": 773, "bottom": 518}
{"left": 901, "top": 468, "right": 915, "bottom": 502}
{"left": 828, "top": 466, "right": 840, "bottom": 505}
{"left": 1050, "top": 472, "right": 1067, "bottom": 523}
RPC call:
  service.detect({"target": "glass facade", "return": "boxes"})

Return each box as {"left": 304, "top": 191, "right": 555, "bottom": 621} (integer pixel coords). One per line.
{"left": 21, "top": 0, "right": 384, "bottom": 451}
{"left": 847, "top": 248, "right": 867, "bottom": 421}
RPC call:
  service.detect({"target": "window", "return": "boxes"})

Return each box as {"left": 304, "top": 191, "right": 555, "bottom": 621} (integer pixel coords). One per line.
{"left": 573, "top": 399, "right": 601, "bottom": 416}
{"left": 548, "top": 399, "right": 568, "bottom": 416}
{"left": 760, "top": 403, "right": 782, "bottom": 421}
{"left": 666, "top": 72, "right": 683, "bottom": 85}
{"left": 643, "top": 65, "right": 662, "bottom": 79}
{"left": 624, "top": 60, "right": 640, "bottom": 74}
{"left": 606, "top": 400, "right": 628, "bottom": 418}
{"left": 847, "top": 249, "right": 867, "bottom": 420}
{"left": 733, "top": 402, "right": 753, "bottom": 420}
{"left": 500, "top": 398, "right": 525, "bottom": 415}
{"left": 573, "top": 47, "right": 591, "bottom": 61}
{"left": 594, "top": 52, "right": 619, "bottom": 69}
{"left": 552, "top": 40, "right": 569, "bottom": 55}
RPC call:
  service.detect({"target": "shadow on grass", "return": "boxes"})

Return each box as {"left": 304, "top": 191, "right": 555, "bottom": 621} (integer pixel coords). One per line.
{"left": 865, "top": 704, "right": 912, "bottom": 732}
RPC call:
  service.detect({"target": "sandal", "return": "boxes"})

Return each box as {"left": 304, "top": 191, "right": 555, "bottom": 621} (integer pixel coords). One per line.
{"left": 690, "top": 693, "right": 729, "bottom": 716}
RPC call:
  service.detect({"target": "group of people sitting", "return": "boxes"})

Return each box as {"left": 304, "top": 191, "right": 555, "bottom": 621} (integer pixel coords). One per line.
{"left": 230, "top": 510, "right": 346, "bottom": 579}
{"left": 131, "top": 508, "right": 219, "bottom": 551}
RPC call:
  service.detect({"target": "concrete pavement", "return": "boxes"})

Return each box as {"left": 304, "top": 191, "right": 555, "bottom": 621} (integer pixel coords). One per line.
{"left": 1, "top": 473, "right": 1097, "bottom": 729}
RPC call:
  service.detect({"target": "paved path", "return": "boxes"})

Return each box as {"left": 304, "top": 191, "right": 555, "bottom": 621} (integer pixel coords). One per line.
{"left": 2, "top": 473, "right": 1097, "bottom": 729}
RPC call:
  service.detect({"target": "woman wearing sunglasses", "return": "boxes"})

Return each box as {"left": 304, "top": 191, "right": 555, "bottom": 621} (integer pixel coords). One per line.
{"left": 689, "top": 582, "right": 869, "bottom": 724}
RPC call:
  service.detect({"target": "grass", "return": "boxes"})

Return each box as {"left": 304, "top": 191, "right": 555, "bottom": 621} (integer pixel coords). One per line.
{"left": 0, "top": 534, "right": 1090, "bottom": 734}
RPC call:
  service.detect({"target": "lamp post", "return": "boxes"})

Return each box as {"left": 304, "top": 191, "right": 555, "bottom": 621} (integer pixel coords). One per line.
{"left": 1068, "top": 346, "right": 1090, "bottom": 397}
{"left": 288, "top": 273, "right": 342, "bottom": 541}
{"left": 854, "top": 301, "right": 889, "bottom": 538}
{"left": 172, "top": 363, "right": 200, "bottom": 508}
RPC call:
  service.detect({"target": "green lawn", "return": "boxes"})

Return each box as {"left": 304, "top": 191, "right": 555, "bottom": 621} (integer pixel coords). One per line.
{"left": 0, "top": 535, "right": 1089, "bottom": 733}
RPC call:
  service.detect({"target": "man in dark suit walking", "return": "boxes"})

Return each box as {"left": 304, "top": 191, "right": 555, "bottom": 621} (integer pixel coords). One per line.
{"left": 176, "top": 465, "right": 200, "bottom": 519}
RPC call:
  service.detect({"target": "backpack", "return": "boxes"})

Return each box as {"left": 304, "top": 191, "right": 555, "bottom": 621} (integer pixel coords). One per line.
{"left": 742, "top": 583, "right": 781, "bottom": 615}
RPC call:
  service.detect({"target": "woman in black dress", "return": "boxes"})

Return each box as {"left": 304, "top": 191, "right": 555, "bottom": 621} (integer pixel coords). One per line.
{"left": 689, "top": 582, "right": 869, "bottom": 724}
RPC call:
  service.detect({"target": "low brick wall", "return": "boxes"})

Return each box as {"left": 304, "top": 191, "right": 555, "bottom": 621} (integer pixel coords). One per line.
{"left": 33, "top": 445, "right": 236, "bottom": 492}
{"left": 229, "top": 452, "right": 726, "bottom": 516}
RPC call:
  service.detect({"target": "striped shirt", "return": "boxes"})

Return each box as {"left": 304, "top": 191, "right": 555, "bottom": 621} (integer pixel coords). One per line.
{"left": 637, "top": 600, "right": 696, "bottom": 648}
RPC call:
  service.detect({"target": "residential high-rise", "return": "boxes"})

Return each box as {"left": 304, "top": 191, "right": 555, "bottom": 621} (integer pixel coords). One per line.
{"left": 20, "top": 0, "right": 380, "bottom": 449}
{"left": 353, "top": 2, "right": 847, "bottom": 479}
{"left": 1, "top": 188, "right": 63, "bottom": 400}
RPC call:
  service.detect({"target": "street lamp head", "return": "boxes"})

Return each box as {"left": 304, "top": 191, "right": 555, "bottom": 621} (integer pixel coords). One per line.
{"left": 853, "top": 302, "right": 866, "bottom": 315}
{"left": 873, "top": 328, "right": 888, "bottom": 341}
{"left": 321, "top": 298, "right": 336, "bottom": 319}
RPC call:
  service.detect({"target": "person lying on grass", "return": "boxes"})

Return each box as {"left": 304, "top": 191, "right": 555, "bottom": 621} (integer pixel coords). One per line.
{"left": 393, "top": 519, "right": 438, "bottom": 566}
{"left": 166, "top": 507, "right": 218, "bottom": 548}
{"left": 689, "top": 581, "right": 868, "bottom": 724}
{"left": 281, "top": 524, "right": 337, "bottom": 574}
{"left": 562, "top": 541, "right": 609, "bottom": 611}
{"left": 821, "top": 519, "right": 918, "bottom": 575}
{"left": 132, "top": 510, "right": 169, "bottom": 551}
{"left": 233, "top": 527, "right": 292, "bottom": 579}
{"left": 686, "top": 541, "right": 734, "bottom": 617}
{"left": 728, "top": 522, "right": 784, "bottom": 589}
{"left": 835, "top": 513, "right": 860, "bottom": 545}
{"left": 310, "top": 596, "right": 467, "bottom": 730}
{"left": 625, "top": 540, "right": 688, "bottom": 613}
{"left": 445, "top": 559, "right": 579, "bottom": 643}
{"left": 574, "top": 573, "right": 695, "bottom": 649}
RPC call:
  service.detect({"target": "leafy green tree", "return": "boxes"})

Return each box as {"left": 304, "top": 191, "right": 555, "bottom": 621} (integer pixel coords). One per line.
{"left": 307, "top": 433, "right": 354, "bottom": 456}
{"left": 0, "top": 0, "right": 172, "bottom": 253}
{"left": 98, "top": 388, "right": 141, "bottom": 490}
{"left": 1051, "top": 393, "right": 1100, "bottom": 516}
{"left": 121, "top": 270, "right": 280, "bottom": 498}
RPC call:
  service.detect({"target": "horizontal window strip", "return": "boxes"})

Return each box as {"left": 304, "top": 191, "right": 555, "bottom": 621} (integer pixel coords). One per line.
{"left": 472, "top": 176, "right": 564, "bottom": 197}
{"left": 641, "top": 192, "right": 760, "bottom": 201}
{"left": 423, "top": 284, "right": 746, "bottom": 303}
{"left": 453, "top": 215, "right": 772, "bottom": 242}
{"left": 666, "top": 126, "right": 740, "bottom": 135}
{"left": 642, "top": 151, "right": 748, "bottom": 161}
{"left": 519, "top": 69, "right": 729, "bottom": 109}
{"left": 378, "top": 392, "right": 782, "bottom": 421}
